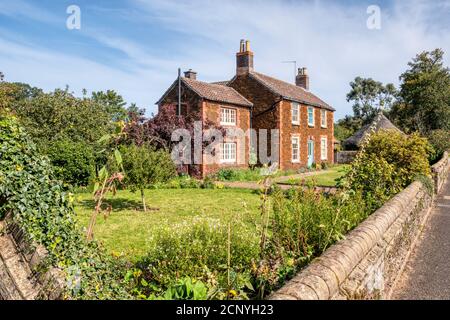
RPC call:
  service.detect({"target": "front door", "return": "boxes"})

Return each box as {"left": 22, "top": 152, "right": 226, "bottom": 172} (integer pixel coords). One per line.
{"left": 307, "top": 140, "right": 314, "bottom": 167}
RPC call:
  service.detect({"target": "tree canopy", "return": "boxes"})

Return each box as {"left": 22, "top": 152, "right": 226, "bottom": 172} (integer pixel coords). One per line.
{"left": 391, "top": 49, "right": 450, "bottom": 134}
{"left": 346, "top": 77, "right": 397, "bottom": 124}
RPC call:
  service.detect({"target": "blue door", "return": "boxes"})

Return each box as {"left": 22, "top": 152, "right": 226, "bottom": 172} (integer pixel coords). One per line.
{"left": 307, "top": 140, "right": 314, "bottom": 167}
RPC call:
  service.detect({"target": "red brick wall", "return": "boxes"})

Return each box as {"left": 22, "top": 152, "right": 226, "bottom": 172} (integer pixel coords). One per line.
{"left": 229, "top": 74, "right": 335, "bottom": 170}
{"left": 229, "top": 75, "right": 281, "bottom": 163}
{"left": 158, "top": 83, "right": 251, "bottom": 177}
{"left": 279, "top": 100, "right": 334, "bottom": 170}
{"left": 201, "top": 101, "right": 251, "bottom": 176}
{"left": 158, "top": 82, "right": 202, "bottom": 115}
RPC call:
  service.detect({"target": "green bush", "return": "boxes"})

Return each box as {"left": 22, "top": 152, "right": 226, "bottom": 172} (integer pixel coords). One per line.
{"left": 46, "top": 139, "right": 95, "bottom": 186}
{"left": 427, "top": 129, "right": 450, "bottom": 163}
{"left": 216, "top": 168, "right": 262, "bottom": 182}
{"left": 343, "top": 130, "right": 431, "bottom": 210}
{"left": 253, "top": 188, "right": 369, "bottom": 296}
{"left": 117, "top": 144, "right": 176, "bottom": 211}
{"left": 0, "top": 113, "right": 131, "bottom": 299}
{"left": 135, "top": 216, "right": 259, "bottom": 299}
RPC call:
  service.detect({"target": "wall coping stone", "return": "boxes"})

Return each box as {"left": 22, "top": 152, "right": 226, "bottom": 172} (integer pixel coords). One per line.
{"left": 270, "top": 151, "right": 449, "bottom": 300}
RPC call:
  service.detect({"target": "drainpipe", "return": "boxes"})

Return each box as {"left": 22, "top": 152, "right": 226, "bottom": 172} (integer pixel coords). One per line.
{"left": 177, "top": 68, "right": 181, "bottom": 116}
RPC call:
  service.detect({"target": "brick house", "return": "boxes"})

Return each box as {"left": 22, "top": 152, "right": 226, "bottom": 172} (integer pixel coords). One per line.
{"left": 157, "top": 39, "right": 335, "bottom": 175}
{"left": 228, "top": 40, "right": 335, "bottom": 170}
{"left": 156, "top": 70, "right": 253, "bottom": 177}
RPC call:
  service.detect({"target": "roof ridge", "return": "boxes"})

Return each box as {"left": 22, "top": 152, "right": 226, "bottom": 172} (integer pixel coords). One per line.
{"left": 251, "top": 71, "right": 307, "bottom": 92}
{"left": 249, "top": 71, "right": 333, "bottom": 110}
{"left": 182, "top": 77, "right": 253, "bottom": 107}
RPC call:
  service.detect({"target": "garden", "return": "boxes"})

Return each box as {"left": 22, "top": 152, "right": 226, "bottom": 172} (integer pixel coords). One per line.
{"left": 0, "top": 48, "right": 449, "bottom": 300}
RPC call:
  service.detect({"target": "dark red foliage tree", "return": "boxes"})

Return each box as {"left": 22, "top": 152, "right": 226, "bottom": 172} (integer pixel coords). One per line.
{"left": 122, "top": 106, "right": 225, "bottom": 176}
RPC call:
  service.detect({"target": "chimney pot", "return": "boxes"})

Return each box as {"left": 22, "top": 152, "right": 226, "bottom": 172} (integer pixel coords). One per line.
{"left": 296, "top": 67, "right": 309, "bottom": 90}
{"left": 236, "top": 39, "right": 254, "bottom": 75}
{"left": 184, "top": 69, "right": 197, "bottom": 80}
{"left": 240, "top": 39, "right": 245, "bottom": 52}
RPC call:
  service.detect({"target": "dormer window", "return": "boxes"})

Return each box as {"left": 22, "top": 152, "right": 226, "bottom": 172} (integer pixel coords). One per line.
{"left": 291, "top": 102, "right": 300, "bottom": 125}
{"left": 220, "top": 107, "right": 237, "bottom": 126}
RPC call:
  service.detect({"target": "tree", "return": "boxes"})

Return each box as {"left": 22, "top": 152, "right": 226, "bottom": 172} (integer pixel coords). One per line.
{"left": 119, "top": 144, "right": 176, "bottom": 211}
{"left": 334, "top": 122, "right": 354, "bottom": 142}
{"left": 391, "top": 49, "right": 450, "bottom": 134}
{"left": 427, "top": 129, "right": 450, "bottom": 163}
{"left": 346, "top": 77, "right": 397, "bottom": 124}
{"left": 121, "top": 106, "right": 225, "bottom": 176}
{"left": 0, "top": 80, "right": 42, "bottom": 110}
{"left": 127, "top": 103, "right": 145, "bottom": 117}
{"left": 92, "top": 90, "right": 128, "bottom": 121}
{"left": 13, "top": 88, "right": 113, "bottom": 149}
{"left": 46, "top": 139, "right": 95, "bottom": 186}
{"left": 0, "top": 72, "right": 4, "bottom": 81}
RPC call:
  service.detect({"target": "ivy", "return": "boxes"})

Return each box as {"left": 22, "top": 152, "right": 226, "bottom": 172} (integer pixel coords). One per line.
{"left": 0, "top": 113, "right": 132, "bottom": 299}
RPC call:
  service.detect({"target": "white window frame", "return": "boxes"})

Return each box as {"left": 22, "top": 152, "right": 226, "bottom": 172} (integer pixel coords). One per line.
{"left": 320, "top": 137, "right": 328, "bottom": 160}
{"left": 321, "top": 110, "right": 327, "bottom": 128}
{"left": 220, "top": 142, "right": 237, "bottom": 163}
{"left": 220, "top": 107, "right": 237, "bottom": 126}
{"left": 291, "top": 136, "right": 300, "bottom": 163}
{"left": 291, "top": 102, "right": 300, "bottom": 125}
{"left": 307, "top": 107, "right": 314, "bottom": 127}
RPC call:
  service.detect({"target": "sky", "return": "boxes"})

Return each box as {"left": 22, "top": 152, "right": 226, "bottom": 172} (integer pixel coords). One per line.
{"left": 0, "top": 0, "right": 449, "bottom": 119}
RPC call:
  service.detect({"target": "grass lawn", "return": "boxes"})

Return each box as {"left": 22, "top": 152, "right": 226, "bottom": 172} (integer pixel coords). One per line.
{"left": 285, "top": 165, "right": 350, "bottom": 187}
{"left": 75, "top": 188, "right": 262, "bottom": 259}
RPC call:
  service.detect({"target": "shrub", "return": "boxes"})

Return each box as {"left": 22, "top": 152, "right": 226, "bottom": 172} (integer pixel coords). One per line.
{"left": 256, "top": 189, "right": 368, "bottom": 295}
{"left": 117, "top": 144, "right": 176, "bottom": 211}
{"left": 0, "top": 113, "right": 131, "bottom": 299}
{"left": 46, "top": 139, "right": 95, "bottom": 187}
{"left": 135, "top": 216, "right": 259, "bottom": 299}
{"left": 427, "top": 129, "right": 450, "bottom": 163}
{"left": 343, "top": 130, "right": 431, "bottom": 210}
{"left": 216, "top": 168, "right": 262, "bottom": 182}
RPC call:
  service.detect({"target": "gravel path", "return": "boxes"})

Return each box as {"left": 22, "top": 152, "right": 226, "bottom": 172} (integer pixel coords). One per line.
{"left": 391, "top": 172, "right": 450, "bottom": 300}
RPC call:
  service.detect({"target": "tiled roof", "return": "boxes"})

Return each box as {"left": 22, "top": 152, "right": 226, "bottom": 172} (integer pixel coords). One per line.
{"left": 157, "top": 77, "right": 253, "bottom": 107}
{"left": 249, "top": 71, "right": 334, "bottom": 111}
{"left": 182, "top": 78, "right": 252, "bottom": 107}
{"left": 210, "top": 80, "right": 230, "bottom": 86}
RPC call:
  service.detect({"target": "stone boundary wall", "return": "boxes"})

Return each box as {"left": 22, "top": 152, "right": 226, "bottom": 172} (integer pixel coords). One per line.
{"left": 335, "top": 151, "right": 357, "bottom": 164}
{"left": 431, "top": 151, "right": 449, "bottom": 193}
{"left": 270, "top": 153, "right": 449, "bottom": 300}
{"left": 0, "top": 216, "right": 64, "bottom": 300}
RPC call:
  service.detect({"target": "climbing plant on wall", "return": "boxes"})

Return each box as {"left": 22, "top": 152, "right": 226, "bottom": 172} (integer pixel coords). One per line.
{"left": 0, "top": 111, "right": 131, "bottom": 299}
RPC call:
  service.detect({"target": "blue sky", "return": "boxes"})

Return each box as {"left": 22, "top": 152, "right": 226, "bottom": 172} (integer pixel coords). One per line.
{"left": 0, "top": 0, "right": 449, "bottom": 119}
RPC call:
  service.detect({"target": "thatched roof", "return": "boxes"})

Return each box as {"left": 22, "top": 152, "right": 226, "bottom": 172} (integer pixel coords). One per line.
{"left": 343, "top": 113, "right": 402, "bottom": 149}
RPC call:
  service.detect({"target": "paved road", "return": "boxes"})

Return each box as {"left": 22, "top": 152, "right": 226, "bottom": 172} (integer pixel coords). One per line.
{"left": 392, "top": 172, "right": 450, "bottom": 300}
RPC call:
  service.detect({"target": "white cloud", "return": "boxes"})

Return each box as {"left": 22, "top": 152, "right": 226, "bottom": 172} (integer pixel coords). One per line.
{"left": 1, "top": 0, "right": 449, "bottom": 119}
{"left": 0, "top": 35, "right": 173, "bottom": 112}
{"left": 132, "top": 0, "right": 450, "bottom": 118}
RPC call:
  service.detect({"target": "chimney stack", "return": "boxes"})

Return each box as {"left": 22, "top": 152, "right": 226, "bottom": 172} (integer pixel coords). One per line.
{"left": 236, "top": 39, "right": 254, "bottom": 75}
{"left": 184, "top": 69, "right": 197, "bottom": 80}
{"left": 296, "top": 67, "right": 309, "bottom": 90}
